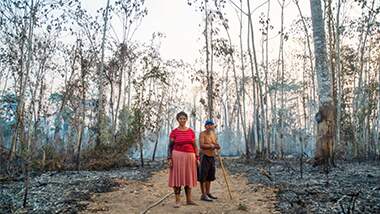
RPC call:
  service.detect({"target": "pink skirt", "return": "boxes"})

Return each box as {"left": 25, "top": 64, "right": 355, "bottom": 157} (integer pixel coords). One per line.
{"left": 168, "top": 150, "right": 197, "bottom": 188}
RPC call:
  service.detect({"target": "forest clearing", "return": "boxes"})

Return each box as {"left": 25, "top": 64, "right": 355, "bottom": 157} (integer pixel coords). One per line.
{"left": 1, "top": 0, "right": 380, "bottom": 213}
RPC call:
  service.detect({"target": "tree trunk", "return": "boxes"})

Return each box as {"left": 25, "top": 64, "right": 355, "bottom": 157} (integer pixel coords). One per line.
{"left": 376, "top": 64, "right": 380, "bottom": 158}
{"left": 246, "top": 0, "right": 264, "bottom": 158}
{"left": 53, "top": 45, "right": 77, "bottom": 152}
{"left": 264, "top": 0, "right": 271, "bottom": 158}
{"left": 152, "top": 93, "right": 164, "bottom": 161}
{"left": 353, "top": 0, "right": 375, "bottom": 158}
{"left": 274, "top": 0, "right": 285, "bottom": 159}
{"left": 300, "top": 40, "right": 309, "bottom": 178}
{"left": 152, "top": 135, "right": 159, "bottom": 161}
{"left": 326, "top": 0, "right": 337, "bottom": 164}
{"left": 96, "top": 0, "right": 111, "bottom": 146}
{"left": 310, "top": 0, "right": 335, "bottom": 169}
{"left": 239, "top": 0, "right": 248, "bottom": 148}
{"left": 335, "top": 0, "right": 342, "bottom": 162}
{"left": 279, "top": 0, "right": 285, "bottom": 159}
{"left": 139, "top": 132, "right": 144, "bottom": 167}
{"left": 113, "top": 60, "right": 124, "bottom": 143}
{"left": 22, "top": 0, "right": 35, "bottom": 207}
{"left": 76, "top": 49, "right": 87, "bottom": 170}
{"left": 219, "top": 1, "right": 249, "bottom": 156}
{"left": 109, "top": 78, "right": 115, "bottom": 141}
{"left": 10, "top": 5, "right": 28, "bottom": 160}
{"left": 204, "top": 0, "right": 213, "bottom": 119}
{"left": 294, "top": 0, "right": 317, "bottom": 148}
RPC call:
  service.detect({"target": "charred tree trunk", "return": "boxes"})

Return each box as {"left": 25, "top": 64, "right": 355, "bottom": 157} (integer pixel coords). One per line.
{"left": 152, "top": 93, "right": 164, "bottom": 161}
{"left": 310, "top": 0, "right": 335, "bottom": 169}
{"left": 76, "top": 46, "right": 87, "bottom": 170}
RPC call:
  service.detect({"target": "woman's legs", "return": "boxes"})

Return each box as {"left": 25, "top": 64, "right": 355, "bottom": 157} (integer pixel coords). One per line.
{"left": 173, "top": 187, "right": 181, "bottom": 207}
{"left": 184, "top": 186, "right": 197, "bottom": 205}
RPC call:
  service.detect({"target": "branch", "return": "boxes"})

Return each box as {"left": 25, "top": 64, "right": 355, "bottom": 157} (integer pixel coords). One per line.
{"left": 227, "top": 0, "right": 248, "bottom": 16}
{"left": 139, "top": 192, "right": 174, "bottom": 214}
{"left": 258, "top": 168, "right": 273, "bottom": 181}
{"left": 251, "top": 0, "right": 269, "bottom": 14}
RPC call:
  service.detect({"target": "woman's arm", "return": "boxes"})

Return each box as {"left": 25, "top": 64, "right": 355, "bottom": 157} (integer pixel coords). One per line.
{"left": 192, "top": 140, "right": 199, "bottom": 159}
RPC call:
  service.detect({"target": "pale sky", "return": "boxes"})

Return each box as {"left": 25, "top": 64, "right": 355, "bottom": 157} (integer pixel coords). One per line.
{"left": 81, "top": 0, "right": 312, "bottom": 64}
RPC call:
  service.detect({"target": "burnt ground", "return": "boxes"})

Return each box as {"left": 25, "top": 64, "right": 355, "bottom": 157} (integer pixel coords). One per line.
{"left": 1, "top": 158, "right": 379, "bottom": 214}
{"left": 225, "top": 158, "right": 380, "bottom": 214}
{"left": 0, "top": 161, "right": 165, "bottom": 214}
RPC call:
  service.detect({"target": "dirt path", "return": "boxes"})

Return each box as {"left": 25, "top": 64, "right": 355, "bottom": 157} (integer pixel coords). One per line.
{"left": 83, "top": 168, "right": 279, "bottom": 214}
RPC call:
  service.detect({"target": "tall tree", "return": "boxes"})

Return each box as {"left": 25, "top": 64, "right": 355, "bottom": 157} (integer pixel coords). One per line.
{"left": 204, "top": 0, "right": 214, "bottom": 119}
{"left": 246, "top": 0, "right": 266, "bottom": 158}
{"left": 96, "top": 0, "right": 111, "bottom": 146}
{"left": 276, "top": 0, "right": 286, "bottom": 159}
{"left": 310, "top": 0, "right": 335, "bottom": 168}
{"left": 335, "top": 0, "right": 342, "bottom": 162}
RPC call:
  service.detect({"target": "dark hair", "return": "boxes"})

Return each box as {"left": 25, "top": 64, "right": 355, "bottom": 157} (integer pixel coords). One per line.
{"left": 176, "top": 111, "right": 188, "bottom": 120}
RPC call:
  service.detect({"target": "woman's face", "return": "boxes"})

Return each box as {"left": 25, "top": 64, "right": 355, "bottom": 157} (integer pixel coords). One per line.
{"left": 177, "top": 115, "right": 187, "bottom": 126}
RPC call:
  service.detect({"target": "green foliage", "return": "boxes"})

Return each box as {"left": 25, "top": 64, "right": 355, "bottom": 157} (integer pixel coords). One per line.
{"left": 237, "top": 203, "right": 248, "bottom": 211}
{"left": 129, "top": 106, "right": 144, "bottom": 139}
{"left": 81, "top": 143, "right": 134, "bottom": 170}
{"left": 40, "top": 144, "right": 65, "bottom": 171}
{"left": 79, "top": 107, "right": 140, "bottom": 170}
{"left": 97, "top": 113, "right": 112, "bottom": 145}
{"left": 115, "top": 106, "right": 136, "bottom": 147}
{"left": 48, "top": 92, "right": 64, "bottom": 103}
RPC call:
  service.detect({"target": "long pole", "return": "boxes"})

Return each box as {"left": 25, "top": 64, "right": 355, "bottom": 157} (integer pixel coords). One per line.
{"left": 216, "top": 153, "right": 233, "bottom": 200}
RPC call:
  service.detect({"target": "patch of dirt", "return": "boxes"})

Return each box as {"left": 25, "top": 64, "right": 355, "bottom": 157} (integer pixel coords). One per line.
{"left": 83, "top": 168, "right": 279, "bottom": 214}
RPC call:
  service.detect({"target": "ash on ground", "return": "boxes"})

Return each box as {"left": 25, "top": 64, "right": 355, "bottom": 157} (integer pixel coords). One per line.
{"left": 1, "top": 161, "right": 165, "bottom": 214}
{"left": 225, "top": 159, "right": 380, "bottom": 214}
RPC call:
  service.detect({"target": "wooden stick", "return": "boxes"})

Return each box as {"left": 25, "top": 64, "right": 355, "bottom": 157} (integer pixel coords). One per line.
{"left": 216, "top": 154, "right": 233, "bottom": 200}
{"left": 140, "top": 192, "right": 174, "bottom": 214}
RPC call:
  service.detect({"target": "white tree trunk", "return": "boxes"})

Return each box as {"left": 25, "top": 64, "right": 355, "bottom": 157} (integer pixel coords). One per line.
{"left": 224, "top": 24, "right": 248, "bottom": 158}
{"left": 247, "top": 0, "right": 266, "bottom": 158}
{"left": 96, "top": 0, "right": 111, "bottom": 145}
{"left": 310, "top": 0, "right": 335, "bottom": 167}
{"left": 264, "top": 0, "right": 271, "bottom": 158}
{"left": 353, "top": 0, "right": 376, "bottom": 158}
{"left": 204, "top": 0, "right": 213, "bottom": 119}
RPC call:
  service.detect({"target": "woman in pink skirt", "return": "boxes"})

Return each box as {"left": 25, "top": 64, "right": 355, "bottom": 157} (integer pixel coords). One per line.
{"left": 168, "top": 111, "right": 199, "bottom": 208}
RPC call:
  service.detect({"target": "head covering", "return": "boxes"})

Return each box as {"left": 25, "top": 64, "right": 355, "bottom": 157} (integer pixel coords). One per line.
{"left": 204, "top": 119, "right": 215, "bottom": 126}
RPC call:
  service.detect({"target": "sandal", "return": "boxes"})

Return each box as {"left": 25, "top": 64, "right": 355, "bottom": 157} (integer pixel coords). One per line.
{"left": 186, "top": 201, "right": 198, "bottom": 205}
{"left": 207, "top": 193, "right": 218, "bottom": 199}
{"left": 173, "top": 203, "right": 181, "bottom": 208}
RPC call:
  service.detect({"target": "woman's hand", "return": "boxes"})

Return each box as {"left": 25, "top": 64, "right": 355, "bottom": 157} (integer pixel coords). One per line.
{"left": 168, "top": 159, "right": 173, "bottom": 168}
{"left": 197, "top": 160, "right": 200, "bottom": 166}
